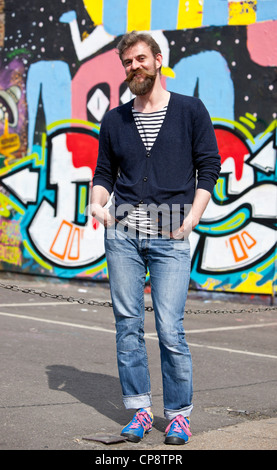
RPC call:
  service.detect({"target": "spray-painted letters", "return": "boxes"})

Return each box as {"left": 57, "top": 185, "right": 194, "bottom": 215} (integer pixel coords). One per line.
{"left": 0, "top": 0, "right": 276, "bottom": 295}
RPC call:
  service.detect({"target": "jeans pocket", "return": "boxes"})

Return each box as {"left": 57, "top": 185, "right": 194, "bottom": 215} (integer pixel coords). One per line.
{"left": 172, "top": 239, "right": 190, "bottom": 250}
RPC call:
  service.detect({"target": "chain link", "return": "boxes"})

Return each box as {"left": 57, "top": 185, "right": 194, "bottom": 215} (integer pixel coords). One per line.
{"left": 0, "top": 282, "right": 276, "bottom": 314}
{"left": 0, "top": 282, "right": 114, "bottom": 308}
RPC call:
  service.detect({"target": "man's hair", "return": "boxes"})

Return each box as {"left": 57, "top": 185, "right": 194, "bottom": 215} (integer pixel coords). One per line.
{"left": 117, "top": 31, "right": 162, "bottom": 63}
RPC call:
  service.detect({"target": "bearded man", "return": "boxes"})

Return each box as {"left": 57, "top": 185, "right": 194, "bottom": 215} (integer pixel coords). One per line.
{"left": 91, "top": 31, "right": 221, "bottom": 445}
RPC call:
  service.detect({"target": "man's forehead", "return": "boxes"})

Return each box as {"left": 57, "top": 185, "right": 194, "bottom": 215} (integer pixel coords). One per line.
{"left": 122, "top": 41, "right": 152, "bottom": 59}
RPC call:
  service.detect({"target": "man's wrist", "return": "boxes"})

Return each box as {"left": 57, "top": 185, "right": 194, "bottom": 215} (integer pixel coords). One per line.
{"left": 191, "top": 214, "right": 200, "bottom": 230}
{"left": 91, "top": 202, "right": 102, "bottom": 216}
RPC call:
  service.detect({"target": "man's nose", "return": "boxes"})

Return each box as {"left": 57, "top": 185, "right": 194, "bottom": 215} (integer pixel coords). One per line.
{"left": 131, "top": 59, "right": 141, "bottom": 70}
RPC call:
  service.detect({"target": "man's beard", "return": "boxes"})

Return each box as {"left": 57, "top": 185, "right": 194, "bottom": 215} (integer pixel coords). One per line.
{"left": 125, "top": 68, "right": 157, "bottom": 96}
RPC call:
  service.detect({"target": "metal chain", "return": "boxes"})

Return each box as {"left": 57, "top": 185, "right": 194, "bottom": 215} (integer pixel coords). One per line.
{"left": 0, "top": 282, "right": 114, "bottom": 308}
{"left": 0, "top": 282, "right": 276, "bottom": 314}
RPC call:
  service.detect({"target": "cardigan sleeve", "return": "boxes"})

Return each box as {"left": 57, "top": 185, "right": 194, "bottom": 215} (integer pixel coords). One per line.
{"left": 92, "top": 113, "right": 119, "bottom": 195}
{"left": 192, "top": 99, "right": 221, "bottom": 194}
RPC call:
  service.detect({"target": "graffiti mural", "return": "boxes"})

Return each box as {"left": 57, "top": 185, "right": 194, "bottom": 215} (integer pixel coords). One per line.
{"left": 0, "top": 0, "right": 276, "bottom": 297}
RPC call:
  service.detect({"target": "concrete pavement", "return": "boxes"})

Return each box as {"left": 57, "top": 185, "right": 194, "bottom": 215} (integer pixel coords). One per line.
{"left": 0, "top": 272, "right": 276, "bottom": 452}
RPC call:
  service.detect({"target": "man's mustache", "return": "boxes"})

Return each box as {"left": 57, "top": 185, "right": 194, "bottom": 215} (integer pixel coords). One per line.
{"left": 125, "top": 69, "right": 156, "bottom": 83}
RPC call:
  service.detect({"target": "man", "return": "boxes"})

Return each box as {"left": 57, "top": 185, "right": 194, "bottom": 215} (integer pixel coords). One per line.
{"left": 91, "top": 31, "right": 221, "bottom": 445}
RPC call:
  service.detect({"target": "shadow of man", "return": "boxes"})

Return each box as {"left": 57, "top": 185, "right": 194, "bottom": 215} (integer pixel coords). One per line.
{"left": 46, "top": 364, "right": 128, "bottom": 426}
{"left": 46, "top": 364, "right": 167, "bottom": 433}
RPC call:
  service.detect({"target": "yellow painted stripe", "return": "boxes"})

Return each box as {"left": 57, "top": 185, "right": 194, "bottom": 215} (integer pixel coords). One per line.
{"left": 257, "top": 253, "right": 277, "bottom": 273}
{"left": 228, "top": 1, "right": 257, "bottom": 25}
{"left": 258, "top": 119, "right": 277, "bottom": 140}
{"left": 127, "top": 0, "right": 151, "bottom": 31}
{"left": 83, "top": 0, "right": 103, "bottom": 25}
{"left": 177, "top": 0, "right": 203, "bottom": 29}
{"left": 0, "top": 193, "right": 25, "bottom": 216}
{"left": 83, "top": 258, "right": 107, "bottom": 275}
{"left": 0, "top": 154, "right": 38, "bottom": 176}
{"left": 23, "top": 240, "right": 52, "bottom": 270}
{"left": 239, "top": 116, "right": 256, "bottom": 129}
{"left": 211, "top": 117, "right": 255, "bottom": 144}
{"left": 46, "top": 119, "right": 100, "bottom": 133}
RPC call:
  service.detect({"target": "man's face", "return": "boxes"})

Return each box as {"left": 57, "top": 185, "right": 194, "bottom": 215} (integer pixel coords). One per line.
{"left": 122, "top": 41, "right": 160, "bottom": 96}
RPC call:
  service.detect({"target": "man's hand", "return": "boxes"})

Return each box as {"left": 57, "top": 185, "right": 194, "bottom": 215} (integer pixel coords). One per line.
{"left": 170, "top": 210, "right": 193, "bottom": 239}
{"left": 91, "top": 203, "right": 115, "bottom": 228}
{"left": 170, "top": 188, "right": 211, "bottom": 239}
{"left": 90, "top": 185, "right": 115, "bottom": 227}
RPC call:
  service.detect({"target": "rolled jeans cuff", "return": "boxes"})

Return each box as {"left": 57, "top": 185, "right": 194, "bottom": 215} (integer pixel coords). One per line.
{"left": 164, "top": 404, "right": 193, "bottom": 421}
{"left": 123, "top": 392, "right": 152, "bottom": 410}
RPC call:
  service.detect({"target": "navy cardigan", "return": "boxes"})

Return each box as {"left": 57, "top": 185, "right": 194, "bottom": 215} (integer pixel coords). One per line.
{"left": 93, "top": 92, "right": 221, "bottom": 224}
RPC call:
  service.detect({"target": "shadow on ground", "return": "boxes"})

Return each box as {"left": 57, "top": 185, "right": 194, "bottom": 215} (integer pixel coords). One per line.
{"left": 46, "top": 364, "right": 167, "bottom": 432}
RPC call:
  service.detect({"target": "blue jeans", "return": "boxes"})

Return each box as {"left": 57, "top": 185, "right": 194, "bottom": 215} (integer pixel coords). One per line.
{"left": 104, "top": 224, "right": 193, "bottom": 420}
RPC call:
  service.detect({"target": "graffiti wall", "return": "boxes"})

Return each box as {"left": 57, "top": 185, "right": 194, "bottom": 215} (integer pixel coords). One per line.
{"left": 0, "top": 0, "right": 276, "bottom": 297}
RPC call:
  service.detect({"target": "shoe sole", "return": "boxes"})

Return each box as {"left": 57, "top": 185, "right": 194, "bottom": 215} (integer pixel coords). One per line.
{"left": 121, "top": 428, "right": 152, "bottom": 443}
{"left": 121, "top": 432, "right": 142, "bottom": 443}
{"left": 164, "top": 435, "right": 189, "bottom": 445}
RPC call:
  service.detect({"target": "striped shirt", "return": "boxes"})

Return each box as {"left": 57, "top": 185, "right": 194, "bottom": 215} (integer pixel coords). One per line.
{"left": 132, "top": 106, "right": 168, "bottom": 151}
{"left": 120, "top": 106, "right": 167, "bottom": 235}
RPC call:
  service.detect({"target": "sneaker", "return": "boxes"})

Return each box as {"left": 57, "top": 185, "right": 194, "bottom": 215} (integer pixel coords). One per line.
{"left": 164, "top": 415, "right": 192, "bottom": 445}
{"left": 121, "top": 408, "right": 154, "bottom": 443}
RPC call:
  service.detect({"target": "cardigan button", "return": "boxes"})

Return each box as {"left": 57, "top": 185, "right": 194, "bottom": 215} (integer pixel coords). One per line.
{"left": 146, "top": 152, "right": 150, "bottom": 158}
{"left": 143, "top": 177, "right": 148, "bottom": 182}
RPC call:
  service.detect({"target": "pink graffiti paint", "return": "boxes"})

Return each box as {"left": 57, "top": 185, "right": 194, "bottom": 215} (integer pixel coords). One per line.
{"left": 72, "top": 48, "right": 167, "bottom": 119}
{"left": 72, "top": 49, "right": 126, "bottom": 119}
{"left": 214, "top": 128, "right": 250, "bottom": 181}
{"left": 247, "top": 21, "right": 277, "bottom": 66}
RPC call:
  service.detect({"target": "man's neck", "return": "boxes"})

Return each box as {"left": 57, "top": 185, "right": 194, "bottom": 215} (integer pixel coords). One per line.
{"left": 133, "top": 81, "right": 170, "bottom": 113}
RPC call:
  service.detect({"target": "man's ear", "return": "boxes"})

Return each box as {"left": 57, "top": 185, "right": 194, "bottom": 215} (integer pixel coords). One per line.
{"left": 155, "top": 53, "right": 163, "bottom": 71}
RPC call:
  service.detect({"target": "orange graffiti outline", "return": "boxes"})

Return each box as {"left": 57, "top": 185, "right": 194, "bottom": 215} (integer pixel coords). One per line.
{"left": 49, "top": 220, "right": 73, "bottom": 260}
{"left": 241, "top": 230, "right": 257, "bottom": 249}
{"left": 67, "top": 227, "right": 80, "bottom": 260}
{"left": 229, "top": 234, "right": 248, "bottom": 262}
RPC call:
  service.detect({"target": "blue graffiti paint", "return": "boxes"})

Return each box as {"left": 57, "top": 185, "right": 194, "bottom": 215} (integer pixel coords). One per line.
{"left": 256, "top": 0, "right": 277, "bottom": 21}
{"left": 26, "top": 61, "right": 71, "bottom": 151}
{"left": 203, "top": 0, "right": 229, "bottom": 26}
{"left": 167, "top": 51, "right": 234, "bottom": 120}
{"left": 151, "top": 0, "right": 179, "bottom": 30}
{"left": 104, "top": 0, "right": 128, "bottom": 36}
